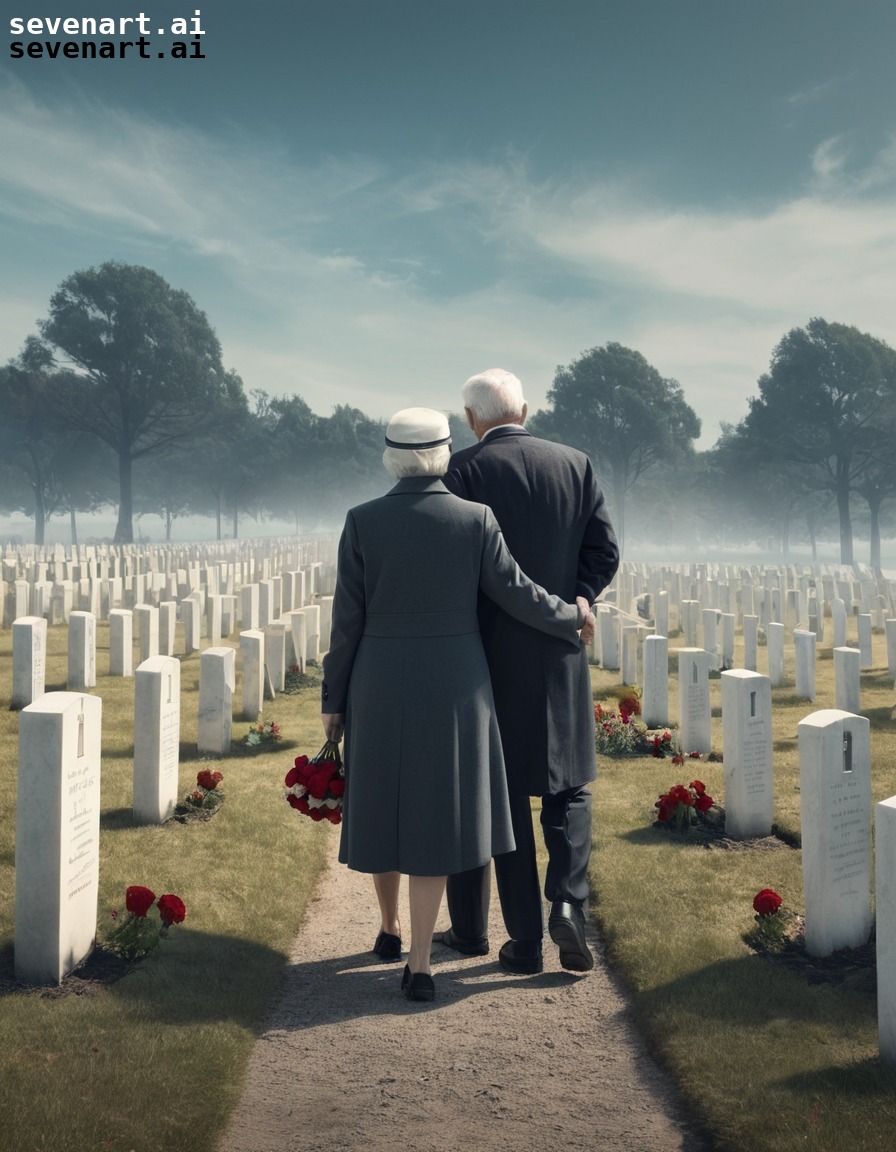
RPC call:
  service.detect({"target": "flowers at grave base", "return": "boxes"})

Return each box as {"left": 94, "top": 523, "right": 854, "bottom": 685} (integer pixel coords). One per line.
{"left": 184, "top": 769, "right": 224, "bottom": 811}
{"left": 157, "top": 893, "right": 187, "bottom": 932}
{"left": 615, "top": 686, "right": 642, "bottom": 722}
{"left": 649, "top": 731, "right": 674, "bottom": 758}
{"left": 106, "top": 886, "right": 187, "bottom": 960}
{"left": 654, "top": 779, "right": 716, "bottom": 833}
{"left": 747, "top": 888, "right": 791, "bottom": 950}
{"left": 125, "top": 885, "right": 156, "bottom": 918}
{"left": 594, "top": 701, "right": 650, "bottom": 756}
{"left": 285, "top": 740, "right": 344, "bottom": 824}
{"left": 244, "top": 717, "right": 282, "bottom": 748}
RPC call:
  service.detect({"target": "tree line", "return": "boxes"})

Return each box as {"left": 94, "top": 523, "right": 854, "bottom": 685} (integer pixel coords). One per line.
{"left": 3, "top": 261, "right": 896, "bottom": 565}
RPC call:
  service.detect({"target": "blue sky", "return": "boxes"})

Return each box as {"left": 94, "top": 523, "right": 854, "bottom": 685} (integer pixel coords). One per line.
{"left": 2, "top": 0, "right": 896, "bottom": 447}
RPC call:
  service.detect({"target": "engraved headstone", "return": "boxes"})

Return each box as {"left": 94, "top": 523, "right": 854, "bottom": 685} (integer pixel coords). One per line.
{"left": 794, "top": 628, "right": 816, "bottom": 702}
{"left": 12, "top": 615, "right": 47, "bottom": 710}
{"left": 798, "top": 709, "right": 872, "bottom": 957}
{"left": 642, "top": 635, "right": 669, "bottom": 728}
{"left": 876, "top": 795, "right": 896, "bottom": 1064}
{"left": 240, "top": 629, "right": 265, "bottom": 721}
{"left": 15, "top": 692, "right": 101, "bottom": 984}
{"left": 133, "top": 655, "right": 181, "bottom": 825}
{"left": 834, "top": 646, "right": 861, "bottom": 714}
{"left": 721, "top": 670, "right": 773, "bottom": 839}
{"left": 677, "top": 648, "right": 714, "bottom": 754}
{"left": 67, "top": 611, "right": 97, "bottom": 691}
{"left": 198, "top": 647, "right": 235, "bottom": 756}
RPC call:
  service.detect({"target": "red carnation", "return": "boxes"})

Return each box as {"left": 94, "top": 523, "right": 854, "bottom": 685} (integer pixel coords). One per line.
{"left": 753, "top": 888, "right": 783, "bottom": 918}
{"left": 126, "top": 885, "right": 156, "bottom": 918}
{"left": 157, "top": 893, "right": 187, "bottom": 926}
{"left": 694, "top": 792, "right": 714, "bottom": 813}
{"left": 284, "top": 763, "right": 306, "bottom": 788}
{"left": 306, "top": 771, "right": 332, "bottom": 800}
{"left": 197, "top": 768, "right": 223, "bottom": 792}
{"left": 329, "top": 776, "right": 345, "bottom": 797}
{"left": 690, "top": 780, "right": 706, "bottom": 795}
{"left": 309, "top": 807, "right": 326, "bottom": 821}
{"left": 325, "top": 807, "right": 342, "bottom": 824}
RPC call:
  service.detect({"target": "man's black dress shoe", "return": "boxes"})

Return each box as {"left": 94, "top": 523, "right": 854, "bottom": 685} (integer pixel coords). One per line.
{"left": 548, "top": 900, "right": 594, "bottom": 972}
{"left": 401, "top": 964, "right": 435, "bottom": 1001}
{"left": 498, "top": 939, "right": 543, "bottom": 975}
{"left": 438, "top": 927, "right": 490, "bottom": 956}
{"left": 372, "top": 931, "right": 402, "bottom": 961}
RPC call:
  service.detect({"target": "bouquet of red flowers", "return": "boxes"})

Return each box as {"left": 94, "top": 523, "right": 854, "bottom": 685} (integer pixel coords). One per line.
{"left": 284, "top": 740, "right": 345, "bottom": 824}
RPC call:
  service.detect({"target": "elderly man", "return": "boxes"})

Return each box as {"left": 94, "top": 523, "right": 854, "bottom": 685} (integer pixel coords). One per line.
{"left": 440, "top": 368, "right": 619, "bottom": 974}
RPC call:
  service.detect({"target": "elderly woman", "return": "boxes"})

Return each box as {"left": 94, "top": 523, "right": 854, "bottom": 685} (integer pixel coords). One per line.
{"left": 321, "top": 408, "right": 592, "bottom": 1001}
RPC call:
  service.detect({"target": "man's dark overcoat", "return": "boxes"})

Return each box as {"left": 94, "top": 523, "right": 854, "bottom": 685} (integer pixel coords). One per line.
{"left": 444, "top": 427, "right": 619, "bottom": 796}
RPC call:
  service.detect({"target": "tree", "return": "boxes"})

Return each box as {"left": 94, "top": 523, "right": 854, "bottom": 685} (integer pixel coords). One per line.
{"left": 0, "top": 338, "right": 115, "bottom": 544}
{"left": 36, "top": 262, "right": 238, "bottom": 543}
{"left": 744, "top": 318, "right": 896, "bottom": 565}
{"left": 531, "top": 343, "right": 701, "bottom": 549}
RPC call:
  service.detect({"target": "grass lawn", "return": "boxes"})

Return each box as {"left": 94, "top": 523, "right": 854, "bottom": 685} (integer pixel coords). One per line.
{"left": 2, "top": 614, "right": 896, "bottom": 1151}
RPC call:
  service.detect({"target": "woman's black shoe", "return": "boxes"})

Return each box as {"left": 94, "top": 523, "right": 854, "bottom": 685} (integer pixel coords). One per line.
{"left": 401, "top": 966, "right": 435, "bottom": 1002}
{"left": 372, "top": 931, "right": 402, "bottom": 960}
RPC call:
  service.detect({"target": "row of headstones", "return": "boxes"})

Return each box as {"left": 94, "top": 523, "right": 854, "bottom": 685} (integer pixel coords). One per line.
{"left": 615, "top": 557, "right": 895, "bottom": 610}
{"left": 610, "top": 561, "right": 896, "bottom": 636}
{"left": 13, "top": 611, "right": 324, "bottom": 985}
{"left": 0, "top": 555, "right": 337, "bottom": 630}
{"left": 9, "top": 589, "right": 334, "bottom": 710}
{"left": 595, "top": 603, "right": 896, "bottom": 707}
{"left": 1, "top": 534, "right": 336, "bottom": 582}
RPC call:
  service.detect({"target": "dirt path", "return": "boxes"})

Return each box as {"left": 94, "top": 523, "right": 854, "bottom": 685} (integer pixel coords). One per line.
{"left": 218, "top": 834, "right": 707, "bottom": 1152}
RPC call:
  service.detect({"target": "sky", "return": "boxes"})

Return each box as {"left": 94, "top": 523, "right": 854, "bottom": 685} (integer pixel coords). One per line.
{"left": 2, "top": 0, "right": 896, "bottom": 450}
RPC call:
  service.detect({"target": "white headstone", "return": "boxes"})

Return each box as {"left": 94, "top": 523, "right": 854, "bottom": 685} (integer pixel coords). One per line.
{"left": 875, "top": 795, "right": 896, "bottom": 1064}
{"left": 834, "top": 646, "right": 861, "bottom": 714}
{"left": 207, "top": 594, "right": 223, "bottom": 646}
{"left": 798, "top": 709, "right": 872, "bottom": 958}
{"left": 681, "top": 600, "right": 700, "bottom": 647}
{"left": 886, "top": 619, "right": 896, "bottom": 681}
{"left": 240, "top": 584, "right": 259, "bottom": 631}
{"left": 742, "top": 614, "right": 758, "bottom": 672}
{"left": 67, "top": 611, "right": 97, "bottom": 691}
{"left": 133, "top": 655, "right": 181, "bottom": 825}
{"left": 621, "top": 625, "right": 639, "bottom": 686}
{"left": 831, "top": 597, "right": 847, "bottom": 649}
{"left": 642, "top": 635, "right": 669, "bottom": 728}
{"left": 159, "top": 601, "right": 177, "bottom": 656}
{"left": 198, "top": 647, "right": 235, "bottom": 756}
{"left": 240, "top": 629, "right": 265, "bottom": 720}
{"left": 258, "top": 579, "right": 275, "bottom": 628}
{"left": 857, "top": 613, "right": 873, "bottom": 669}
{"left": 287, "top": 609, "right": 306, "bottom": 673}
{"left": 181, "top": 595, "right": 201, "bottom": 655}
{"left": 15, "top": 692, "right": 101, "bottom": 984}
{"left": 108, "top": 609, "right": 134, "bottom": 677}
{"left": 793, "top": 628, "right": 816, "bottom": 702}
{"left": 318, "top": 594, "right": 334, "bottom": 652}
{"left": 677, "top": 648, "right": 714, "bottom": 755}
{"left": 264, "top": 623, "right": 287, "bottom": 692}
{"left": 654, "top": 590, "right": 669, "bottom": 638}
{"left": 721, "top": 669, "right": 773, "bottom": 839}
{"left": 134, "top": 604, "right": 159, "bottom": 664}
{"left": 12, "top": 616, "right": 47, "bottom": 710}
{"left": 766, "top": 621, "right": 785, "bottom": 687}
{"left": 720, "top": 612, "right": 735, "bottom": 671}
{"left": 302, "top": 605, "right": 321, "bottom": 664}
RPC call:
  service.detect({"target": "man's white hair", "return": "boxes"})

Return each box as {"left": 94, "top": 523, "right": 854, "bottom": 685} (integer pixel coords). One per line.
{"left": 461, "top": 368, "right": 526, "bottom": 424}
{"left": 383, "top": 444, "right": 452, "bottom": 479}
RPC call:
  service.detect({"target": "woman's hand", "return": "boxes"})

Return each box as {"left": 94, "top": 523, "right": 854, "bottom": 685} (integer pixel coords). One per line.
{"left": 321, "top": 712, "right": 345, "bottom": 743}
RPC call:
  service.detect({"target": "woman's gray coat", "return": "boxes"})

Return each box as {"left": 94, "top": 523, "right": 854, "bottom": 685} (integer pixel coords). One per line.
{"left": 322, "top": 476, "right": 583, "bottom": 876}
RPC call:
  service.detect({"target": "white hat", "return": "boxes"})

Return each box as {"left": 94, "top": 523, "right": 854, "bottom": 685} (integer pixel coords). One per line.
{"left": 384, "top": 407, "right": 451, "bottom": 450}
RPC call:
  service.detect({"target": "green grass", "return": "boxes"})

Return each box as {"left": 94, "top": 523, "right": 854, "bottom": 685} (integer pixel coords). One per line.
{"left": 0, "top": 622, "right": 329, "bottom": 1152}
{"left": 588, "top": 625, "right": 896, "bottom": 1152}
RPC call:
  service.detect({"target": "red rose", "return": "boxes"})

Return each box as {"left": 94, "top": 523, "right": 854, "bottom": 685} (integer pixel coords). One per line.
{"left": 690, "top": 780, "right": 706, "bottom": 795}
{"left": 284, "top": 763, "right": 306, "bottom": 788}
{"left": 306, "top": 771, "right": 332, "bottom": 799}
{"left": 689, "top": 751, "right": 701, "bottom": 759}
{"left": 126, "top": 885, "right": 156, "bottom": 918}
{"left": 753, "top": 888, "right": 782, "bottom": 917}
{"left": 672, "top": 754, "right": 684, "bottom": 765}
{"left": 329, "top": 776, "right": 345, "bottom": 797}
{"left": 694, "top": 793, "right": 714, "bottom": 813}
{"left": 157, "top": 893, "right": 187, "bottom": 926}
{"left": 197, "top": 769, "right": 222, "bottom": 792}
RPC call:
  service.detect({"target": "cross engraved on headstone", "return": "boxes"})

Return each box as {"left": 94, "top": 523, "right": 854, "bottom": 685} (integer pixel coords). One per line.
{"left": 77, "top": 705, "right": 85, "bottom": 759}
{"left": 750, "top": 691, "right": 756, "bottom": 718}
{"left": 692, "top": 663, "right": 698, "bottom": 684}
{"left": 168, "top": 674, "right": 173, "bottom": 705}
{"left": 844, "top": 731, "right": 852, "bottom": 773}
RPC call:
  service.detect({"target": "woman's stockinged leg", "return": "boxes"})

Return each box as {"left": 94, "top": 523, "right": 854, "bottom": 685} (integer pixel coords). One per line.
{"left": 372, "top": 871, "right": 401, "bottom": 937}
{"left": 407, "top": 874, "right": 447, "bottom": 975}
